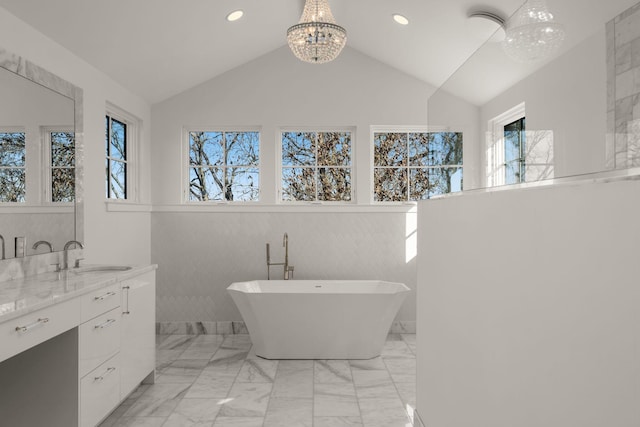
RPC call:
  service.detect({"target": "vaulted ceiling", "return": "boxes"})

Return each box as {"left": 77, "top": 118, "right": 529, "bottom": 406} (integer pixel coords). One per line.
{"left": 0, "top": 0, "right": 636, "bottom": 105}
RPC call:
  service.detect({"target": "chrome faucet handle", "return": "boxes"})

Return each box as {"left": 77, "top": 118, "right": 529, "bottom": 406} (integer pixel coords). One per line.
{"left": 74, "top": 258, "right": 84, "bottom": 269}
{"left": 50, "top": 263, "right": 62, "bottom": 272}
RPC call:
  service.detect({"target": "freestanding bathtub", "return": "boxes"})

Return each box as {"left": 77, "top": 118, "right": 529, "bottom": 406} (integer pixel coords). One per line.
{"left": 227, "top": 280, "right": 410, "bottom": 359}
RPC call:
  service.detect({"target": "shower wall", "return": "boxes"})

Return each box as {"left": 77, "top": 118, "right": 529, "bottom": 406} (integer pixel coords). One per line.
{"left": 607, "top": 1, "right": 640, "bottom": 168}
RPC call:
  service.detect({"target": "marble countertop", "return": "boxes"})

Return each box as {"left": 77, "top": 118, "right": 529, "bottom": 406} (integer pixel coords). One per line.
{"left": 0, "top": 264, "right": 157, "bottom": 324}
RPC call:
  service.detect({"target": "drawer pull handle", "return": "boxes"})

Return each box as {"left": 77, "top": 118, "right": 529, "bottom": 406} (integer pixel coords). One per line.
{"left": 94, "top": 319, "right": 116, "bottom": 329}
{"left": 123, "top": 285, "right": 130, "bottom": 315}
{"left": 94, "top": 291, "right": 116, "bottom": 301}
{"left": 94, "top": 367, "right": 116, "bottom": 382}
{"left": 15, "top": 317, "right": 49, "bottom": 333}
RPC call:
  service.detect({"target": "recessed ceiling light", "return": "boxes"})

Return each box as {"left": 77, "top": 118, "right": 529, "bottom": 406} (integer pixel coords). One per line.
{"left": 226, "top": 10, "right": 244, "bottom": 22}
{"left": 393, "top": 14, "right": 409, "bottom": 26}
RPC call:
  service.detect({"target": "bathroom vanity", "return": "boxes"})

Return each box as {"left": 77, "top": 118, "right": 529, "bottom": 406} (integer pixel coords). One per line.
{"left": 0, "top": 264, "right": 156, "bottom": 427}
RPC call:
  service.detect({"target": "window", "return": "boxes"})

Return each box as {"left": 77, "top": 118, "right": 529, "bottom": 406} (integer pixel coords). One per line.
{"left": 373, "top": 130, "right": 463, "bottom": 201}
{"left": 504, "top": 117, "right": 526, "bottom": 185}
{"left": 0, "top": 130, "right": 26, "bottom": 202}
{"left": 188, "top": 130, "right": 260, "bottom": 202}
{"left": 49, "top": 130, "right": 75, "bottom": 202}
{"left": 106, "top": 114, "right": 128, "bottom": 199}
{"left": 281, "top": 131, "right": 352, "bottom": 202}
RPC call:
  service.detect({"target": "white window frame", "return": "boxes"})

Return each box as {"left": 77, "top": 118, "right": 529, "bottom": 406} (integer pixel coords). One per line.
{"left": 487, "top": 103, "right": 526, "bottom": 187}
{"left": 42, "top": 126, "right": 74, "bottom": 206}
{"left": 182, "top": 126, "right": 262, "bottom": 204}
{"left": 106, "top": 103, "right": 140, "bottom": 203}
{"left": 370, "top": 125, "right": 462, "bottom": 203}
{"left": 277, "top": 127, "right": 356, "bottom": 204}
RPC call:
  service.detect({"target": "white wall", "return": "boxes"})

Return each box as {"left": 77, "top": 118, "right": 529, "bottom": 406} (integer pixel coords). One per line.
{"left": 416, "top": 178, "right": 640, "bottom": 427}
{"left": 480, "top": 29, "right": 608, "bottom": 183}
{"left": 0, "top": 7, "right": 153, "bottom": 265}
{"left": 151, "top": 46, "right": 434, "bottom": 322}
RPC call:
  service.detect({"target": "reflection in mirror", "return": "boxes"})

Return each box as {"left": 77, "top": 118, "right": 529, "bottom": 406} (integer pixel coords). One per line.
{"left": 0, "top": 49, "right": 83, "bottom": 259}
{"left": 428, "top": 0, "right": 640, "bottom": 192}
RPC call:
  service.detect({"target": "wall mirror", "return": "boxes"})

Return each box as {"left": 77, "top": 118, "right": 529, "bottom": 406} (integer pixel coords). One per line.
{"left": 0, "top": 48, "right": 83, "bottom": 259}
{"left": 428, "top": 0, "right": 640, "bottom": 193}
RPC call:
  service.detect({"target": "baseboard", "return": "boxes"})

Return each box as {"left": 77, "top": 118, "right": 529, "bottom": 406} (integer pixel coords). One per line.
{"left": 157, "top": 320, "right": 416, "bottom": 335}
{"left": 156, "top": 321, "right": 248, "bottom": 335}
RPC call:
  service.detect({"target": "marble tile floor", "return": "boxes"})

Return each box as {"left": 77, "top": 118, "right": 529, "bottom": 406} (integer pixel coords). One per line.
{"left": 99, "top": 333, "right": 416, "bottom": 427}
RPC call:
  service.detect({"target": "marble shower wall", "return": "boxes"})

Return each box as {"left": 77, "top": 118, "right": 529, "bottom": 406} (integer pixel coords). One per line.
{"left": 151, "top": 211, "right": 417, "bottom": 326}
{"left": 608, "top": 1, "right": 640, "bottom": 168}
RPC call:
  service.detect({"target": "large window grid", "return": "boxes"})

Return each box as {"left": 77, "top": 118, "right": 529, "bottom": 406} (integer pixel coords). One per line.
{"left": 0, "top": 130, "right": 26, "bottom": 203}
{"left": 188, "top": 130, "right": 260, "bottom": 202}
{"left": 281, "top": 131, "right": 353, "bottom": 202}
{"left": 373, "top": 131, "right": 463, "bottom": 202}
{"left": 106, "top": 115, "right": 128, "bottom": 199}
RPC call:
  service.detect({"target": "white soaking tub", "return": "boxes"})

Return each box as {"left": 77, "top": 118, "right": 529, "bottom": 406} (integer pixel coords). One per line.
{"left": 227, "top": 280, "right": 410, "bottom": 359}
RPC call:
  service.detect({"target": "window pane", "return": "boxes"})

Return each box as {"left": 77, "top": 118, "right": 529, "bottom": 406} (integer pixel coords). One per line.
{"left": 317, "top": 167, "right": 351, "bottom": 201}
{"left": 228, "top": 168, "right": 259, "bottom": 201}
{"left": 374, "top": 168, "right": 407, "bottom": 201}
{"left": 108, "top": 160, "right": 126, "bottom": 199}
{"left": 409, "top": 168, "right": 430, "bottom": 201}
{"left": 428, "top": 132, "right": 463, "bottom": 166}
{"left": 0, "top": 169, "right": 25, "bottom": 202}
{"left": 429, "top": 167, "right": 463, "bottom": 197}
{"left": 505, "top": 160, "right": 523, "bottom": 185}
{"left": 374, "top": 133, "right": 407, "bottom": 167}
{"left": 189, "top": 167, "right": 224, "bottom": 201}
{"left": 0, "top": 132, "right": 25, "bottom": 167}
{"left": 51, "top": 132, "right": 75, "bottom": 167}
{"left": 282, "top": 167, "right": 316, "bottom": 201}
{"left": 52, "top": 168, "right": 75, "bottom": 202}
{"left": 317, "top": 132, "right": 351, "bottom": 166}
{"left": 226, "top": 132, "right": 259, "bottom": 166}
{"left": 109, "top": 118, "right": 126, "bottom": 160}
{"left": 408, "top": 133, "right": 430, "bottom": 166}
{"left": 282, "top": 132, "right": 315, "bottom": 166}
{"left": 189, "top": 131, "right": 223, "bottom": 166}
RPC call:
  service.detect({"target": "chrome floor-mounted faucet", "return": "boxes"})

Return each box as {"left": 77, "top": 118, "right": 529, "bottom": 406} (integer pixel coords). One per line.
{"left": 266, "top": 232, "right": 294, "bottom": 280}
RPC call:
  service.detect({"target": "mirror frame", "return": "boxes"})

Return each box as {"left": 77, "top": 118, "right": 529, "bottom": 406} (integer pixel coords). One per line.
{"left": 0, "top": 47, "right": 84, "bottom": 253}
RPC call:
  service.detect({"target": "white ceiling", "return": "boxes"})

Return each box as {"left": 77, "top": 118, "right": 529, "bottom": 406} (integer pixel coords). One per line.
{"left": 0, "top": 0, "right": 637, "bottom": 105}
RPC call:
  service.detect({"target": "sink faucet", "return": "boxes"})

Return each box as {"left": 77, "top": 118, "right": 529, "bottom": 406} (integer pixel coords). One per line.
{"left": 63, "top": 240, "right": 84, "bottom": 270}
{"left": 266, "top": 232, "right": 294, "bottom": 280}
{"left": 0, "top": 234, "right": 4, "bottom": 260}
{"left": 33, "top": 240, "right": 54, "bottom": 253}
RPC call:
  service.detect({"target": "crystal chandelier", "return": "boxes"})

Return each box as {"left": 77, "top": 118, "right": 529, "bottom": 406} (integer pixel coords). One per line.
{"left": 502, "top": 0, "right": 565, "bottom": 63}
{"left": 287, "top": 0, "right": 347, "bottom": 64}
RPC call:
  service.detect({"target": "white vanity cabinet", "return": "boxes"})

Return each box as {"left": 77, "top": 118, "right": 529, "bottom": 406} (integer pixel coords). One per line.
{"left": 78, "top": 283, "right": 122, "bottom": 427}
{"left": 0, "top": 265, "right": 157, "bottom": 427}
{"left": 79, "top": 269, "right": 156, "bottom": 427}
{"left": 120, "top": 269, "right": 156, "bottom": 400}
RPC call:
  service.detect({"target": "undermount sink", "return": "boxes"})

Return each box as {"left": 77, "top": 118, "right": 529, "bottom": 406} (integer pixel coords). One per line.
{"left": 72, "top": 265, "right": 132, "bottom": 274}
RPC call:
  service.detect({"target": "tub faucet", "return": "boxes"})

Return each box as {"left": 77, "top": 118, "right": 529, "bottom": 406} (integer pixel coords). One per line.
{"left": 63, "top": 240, "right": 84, "bottom": 270}
{"left": 33, "top": 240, "right": 54, "bottom": 253}
{"left": 0, "top": 234, "right": 4, "bottom": 260}
{"left": 266, "top": 232, "right": 294, "bottom": 280}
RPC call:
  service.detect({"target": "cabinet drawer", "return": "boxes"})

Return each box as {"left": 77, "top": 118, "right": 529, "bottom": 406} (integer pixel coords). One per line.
{"left": 0, "top": 298, "right": 80, "bottom": 363}
{"left": 80, "top": 283, "right": 121, "bottom": 322}
{"left": 80, "top": 353, "right": 120, "bottom": 427}
{"left": 79, "top": 307, "right": 120, "bottom": 378}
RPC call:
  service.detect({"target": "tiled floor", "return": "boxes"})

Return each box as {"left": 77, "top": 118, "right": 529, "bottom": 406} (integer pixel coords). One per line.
{"left": 100, "top": 333, "right": 416, "bottom": 427}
